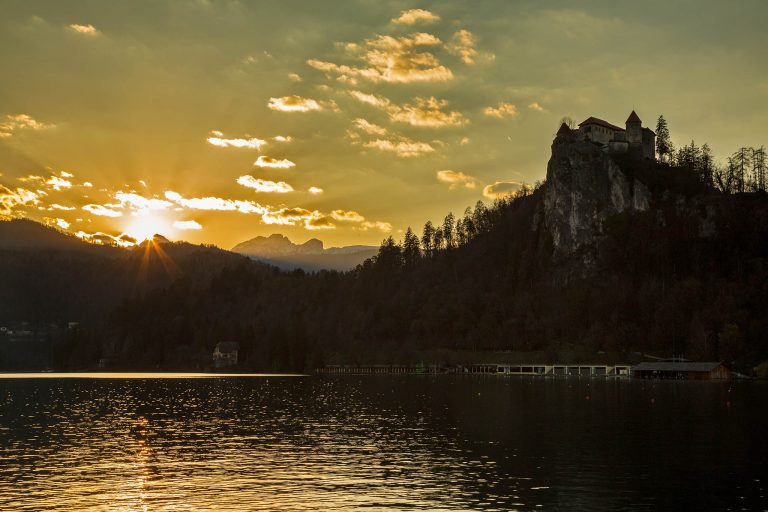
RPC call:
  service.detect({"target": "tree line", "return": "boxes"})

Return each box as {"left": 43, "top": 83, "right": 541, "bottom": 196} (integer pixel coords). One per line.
{"left": 655, "top": 115, "right": 766, "bottom": 193}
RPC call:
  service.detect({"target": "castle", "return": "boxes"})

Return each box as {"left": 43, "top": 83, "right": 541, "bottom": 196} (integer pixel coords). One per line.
{"left": 558, "top": 110, "right": 656, "bottom": 159}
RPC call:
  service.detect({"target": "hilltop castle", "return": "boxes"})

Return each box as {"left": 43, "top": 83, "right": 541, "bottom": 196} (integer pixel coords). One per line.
{"left": 557, "top": 110, "right": 656, "bottom": 159}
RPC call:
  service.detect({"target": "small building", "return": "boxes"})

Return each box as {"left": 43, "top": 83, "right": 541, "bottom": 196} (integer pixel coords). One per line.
{"left": 632, "top": 362, "right": 731, "bottom": 380}
{"left": 213, "top": 341, "right": 239, "bottom": 368}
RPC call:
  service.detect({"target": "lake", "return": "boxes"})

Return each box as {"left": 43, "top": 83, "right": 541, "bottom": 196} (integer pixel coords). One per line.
{"left": 0, "top": 375, "right": 765, "bottom": 511}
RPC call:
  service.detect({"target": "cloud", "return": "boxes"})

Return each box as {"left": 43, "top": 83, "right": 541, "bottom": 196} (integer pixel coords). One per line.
{"left": 308, "top": 186, "right": 323, "bottom": 194}
{"left": 49, "top": 203, "right": 75, "bottom": 211}
{"left": 43, "top": 217, "right": 70, "bottom": 230}
{"left": 254, "top": 155, "right": 296, "bottom": 169}
{"left": 447, "top": 30, "right": 477, "bottom": 64}
{"left": 389, "top": 97, "right": 467, "bottom": 127}
{"left": 437, "top": 170, "right": 478, "bottom": 189}
{"left": 350, "top": 91, "right": 466, "bottom": 128}
{"left": 75, "top": 231, "right": 134, "bottom": 247}
{"left": 46, "top": 175, "right": 72, "bottom": 191}
{"left": 268, "top": 95, "right": 322, "bottom": 112}
{"left": 236, "top": 175, "right": 294, "bottom": 193}
{"left": 82, "top": 204, "right": 123, "bottom": 217}
{"left": 352, "top": 118, "right": 388, "bottom": 136}
{"left": 484, "top": 102, "right": 519, "bottom": 119}
{"left": 305, "top": 215, "right": 336, "bottom": 230}
{"left": 207, "top": 130, "right": 267, "bottom": 149}
{"left": 0, "top": 114, "right": 54, "bottom": 137}
{"left": 273, "top": 135, "right": 292, "bottom": 142}
{"left": 528, "top": 102, "right": 547, "bottom": 112}
{"left": 307, "top": 32, "right": 453, "bottom": 84}
{"left": 483, "top": 181, "right": 522, "bottom": 199}
{"left": 115, "top": 192, "right": 173, "bottom": 211}
{"left": 363, "top": 138, "right": 435, "bottom": 157}
{"left": 164, "top": 191, "right": 268, "bottom": 214}
{"left": 288, "top": 73, "right": 303, "bottom": 82}
{"left": 392, "top": 9, "right": 440, "bottom": 25}
{"left": 261, "top": 207, "right": 334, "bottom": 230}
{"left": 173, "top": 220, "right": 202, "bottom": 230}
{"left": 359, "top": 221, "right": 392, "bottom": 232}
{"left": 330, "top": 209, "right": 365, "bottom": 223}
{"left": 0, "top": 185, "right": 40, "bottom": 216}
{"left": 69, "top": 24, "right": 99, "bottom": 35}
{"left": 349, "top": 90, "right": 391, "bottom": 108}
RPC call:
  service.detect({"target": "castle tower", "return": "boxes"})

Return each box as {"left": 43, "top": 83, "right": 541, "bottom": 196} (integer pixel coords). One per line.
{"left": 625, "top": 110, "right": 642, "bottom": 144}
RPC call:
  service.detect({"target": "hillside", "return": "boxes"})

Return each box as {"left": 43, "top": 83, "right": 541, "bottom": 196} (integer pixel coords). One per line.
{"left": 2, "top": 133, "right": 767, "bottom": 373}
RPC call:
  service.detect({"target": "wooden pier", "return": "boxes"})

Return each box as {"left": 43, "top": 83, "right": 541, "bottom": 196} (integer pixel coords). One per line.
{"left": 317, "top": 363, "right": 632, "bottom": 377}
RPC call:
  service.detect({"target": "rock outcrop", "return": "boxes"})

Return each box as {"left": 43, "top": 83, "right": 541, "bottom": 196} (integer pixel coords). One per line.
{"left": 542, "top": 129, "right": 651, "bottom": 260}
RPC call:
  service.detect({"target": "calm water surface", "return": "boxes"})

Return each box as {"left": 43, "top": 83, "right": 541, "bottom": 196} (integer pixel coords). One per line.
{"left": 0, "top": 375, "right": 765, "bottom": 511}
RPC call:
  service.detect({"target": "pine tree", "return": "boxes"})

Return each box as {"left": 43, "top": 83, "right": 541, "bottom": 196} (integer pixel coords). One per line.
{"left": 752, "top": 146, "right": 766, "bottom": 192}
{"left": 421, "top": 221, "right": 435, "bottom": 258}
{"left": 655, "top": 115, "right": 673, "bottom": 163}
{"left": 402, "top": 227, "right": 421, "bottom": 267}
{"left": 442, "top": 212, "right": 455, "bottom": 249}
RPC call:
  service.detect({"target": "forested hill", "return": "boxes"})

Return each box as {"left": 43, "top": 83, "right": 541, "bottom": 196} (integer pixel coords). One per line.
{"left": 2, "top": 137, "right": 768, "bottom": 373}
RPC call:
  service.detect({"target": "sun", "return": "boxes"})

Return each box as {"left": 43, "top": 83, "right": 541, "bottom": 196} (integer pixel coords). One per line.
{"left": 122, "top": 213, "right": 171, "bottom": 243}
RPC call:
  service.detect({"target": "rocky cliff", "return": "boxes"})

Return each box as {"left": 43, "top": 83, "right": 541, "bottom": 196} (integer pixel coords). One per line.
{"left": 542, "top": 129, "right": 651, "bottom": 262}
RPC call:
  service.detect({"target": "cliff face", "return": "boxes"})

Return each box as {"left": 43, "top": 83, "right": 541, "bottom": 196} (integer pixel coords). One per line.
{"left": 542, "top": 134, "right": 651, "bottom": 259}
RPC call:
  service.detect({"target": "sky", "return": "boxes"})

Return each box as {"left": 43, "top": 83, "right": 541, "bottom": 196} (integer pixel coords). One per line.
{"left": 1, "top": 0, "right": 767, "bottom": 249}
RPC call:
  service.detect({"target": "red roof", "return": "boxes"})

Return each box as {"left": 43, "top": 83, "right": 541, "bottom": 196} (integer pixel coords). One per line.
{"left": 626, "top": 110, "right": 642, "bottom": 124}
{"left": 578, "top": 117, "right": 624, "bottom": 132}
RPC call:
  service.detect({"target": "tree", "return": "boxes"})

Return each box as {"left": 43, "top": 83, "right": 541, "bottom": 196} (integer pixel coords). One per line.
{"left": 752, "top": 146, "right": 766, "bottom": 192}
{"left": 714, "top": 158, "right": 737, "bottom": 194}
{"left": 732, "top": 147, "right": 752, "bottom": 193}
{"left": 433, "top": 227, "right": 444, "bottom": 251}
{"left": 655, "top": 115, "right": 673, "bottom": 163}
{"left": 700, "top": 144, "right": 715, "bottom": 186}
{"left": 559, "top": 116, "right": 576, "bottom": 129}
{"left": 374, "top": 236, "right": 402, "bottom": 271}
{"left": 442, "top": 212, "right": 455, "bottom": 249}
{"left": 421, "top": 221, "right": 435, "bottom": 258}
{"left": 402, "top": 227, "right": 421, "bottom": 267}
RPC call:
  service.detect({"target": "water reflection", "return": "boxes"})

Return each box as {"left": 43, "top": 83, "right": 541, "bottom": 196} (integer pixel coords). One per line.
{"left": 0, "top": 376, "right": 765, "bottom": 511}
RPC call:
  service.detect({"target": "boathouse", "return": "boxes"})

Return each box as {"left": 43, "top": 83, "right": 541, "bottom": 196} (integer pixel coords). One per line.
{"left": 213, "top": 341, "right": 239, "bottom": 368}
{"left": 632, "top": 362, "right": 730, "bottom": 380}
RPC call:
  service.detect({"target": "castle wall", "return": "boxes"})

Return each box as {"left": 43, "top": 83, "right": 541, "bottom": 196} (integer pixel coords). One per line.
{"left": 626, "top": 121, "right": 642, "bottom": 144}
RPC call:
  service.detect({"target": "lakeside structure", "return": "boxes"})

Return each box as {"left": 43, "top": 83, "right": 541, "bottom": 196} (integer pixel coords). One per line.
{"left": 318, "top": 361, "right": 731, "bottom": 380}
{"left": 212, "top": 342, "right": 239, "bottom": 368}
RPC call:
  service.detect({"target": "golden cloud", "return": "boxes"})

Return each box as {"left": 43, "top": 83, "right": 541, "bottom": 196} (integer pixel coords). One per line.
{"left": 307, "top": 31, "right": 453, "bottom": 84}
{"left": 350, "top": 91, "right": 466, "bottom": 128}
{"left": 236, "top": 175, "right": 294, "bottom": 193}
{"left": 68, "top": 24, "right": 99, "bottom": 35}
{"left": 308, "top": 186, "right": 324, "bottom": 195}
{"left": 305, "top": 215, "right": 336, "bottom": 230}
{"left": 483, "top": 181, "right": 522, "bottom": 199}
{"left": 330, "top": 209, "right": 366, "bottom": 223}
{"left": 164, "top": 191, "right": 268, "bottom": 214}
{"left": 0, "top": 114, "right": 54, "bottom": 137}
{"left": 115, "top": 192, "right": 173, "bottom": 211}
{"left": 447, "top": 29, "right": 477, "bottom": 65}
{"left": 0, "top": 185, "right": 40, "bottom": 216}
{"left": 392, "top": 9, "right": 441, "bottom": 25}
{"left": 82, "top": 204, "right": 123, "bottom": 218}
{"left": 528, "top": 102, "right": 547, "bottom": 112}
{"left": 207, "top": 130, "right": 267, "bottom": 149}
{"left": 436, "top": 170, "right": 478, "bottom": 189}
{"left": 352, "top": 118, "right": 388, "bottom": 136}
{"left": 390, "top": 97, "right": 467, "bottom": 127}
{"left": 254, "top": 155, "right": 296, "bottom": 169}
{"left": 484, "top": 102, "right": 519, "bottom": 119}
{"left": 359, "top": 220, "right": 393, "bottom": 232}
{"left": 268, "top": 95, "right": 322, "bottom": 112}
{"left": 173, "top": 220, "right": 202, "bottom": 230}
{"left": 363, "top": 138, "right": 435, "bottom": 157}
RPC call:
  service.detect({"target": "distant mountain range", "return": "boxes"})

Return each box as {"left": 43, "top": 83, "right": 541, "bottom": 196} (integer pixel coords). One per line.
{"left": 232, "top": 234, "right": 377, "bottom": 271}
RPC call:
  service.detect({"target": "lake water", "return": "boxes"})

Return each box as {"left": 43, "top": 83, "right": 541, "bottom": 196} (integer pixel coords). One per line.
{"left": 0, "top": 375, "right": 765, "bottom": 511}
